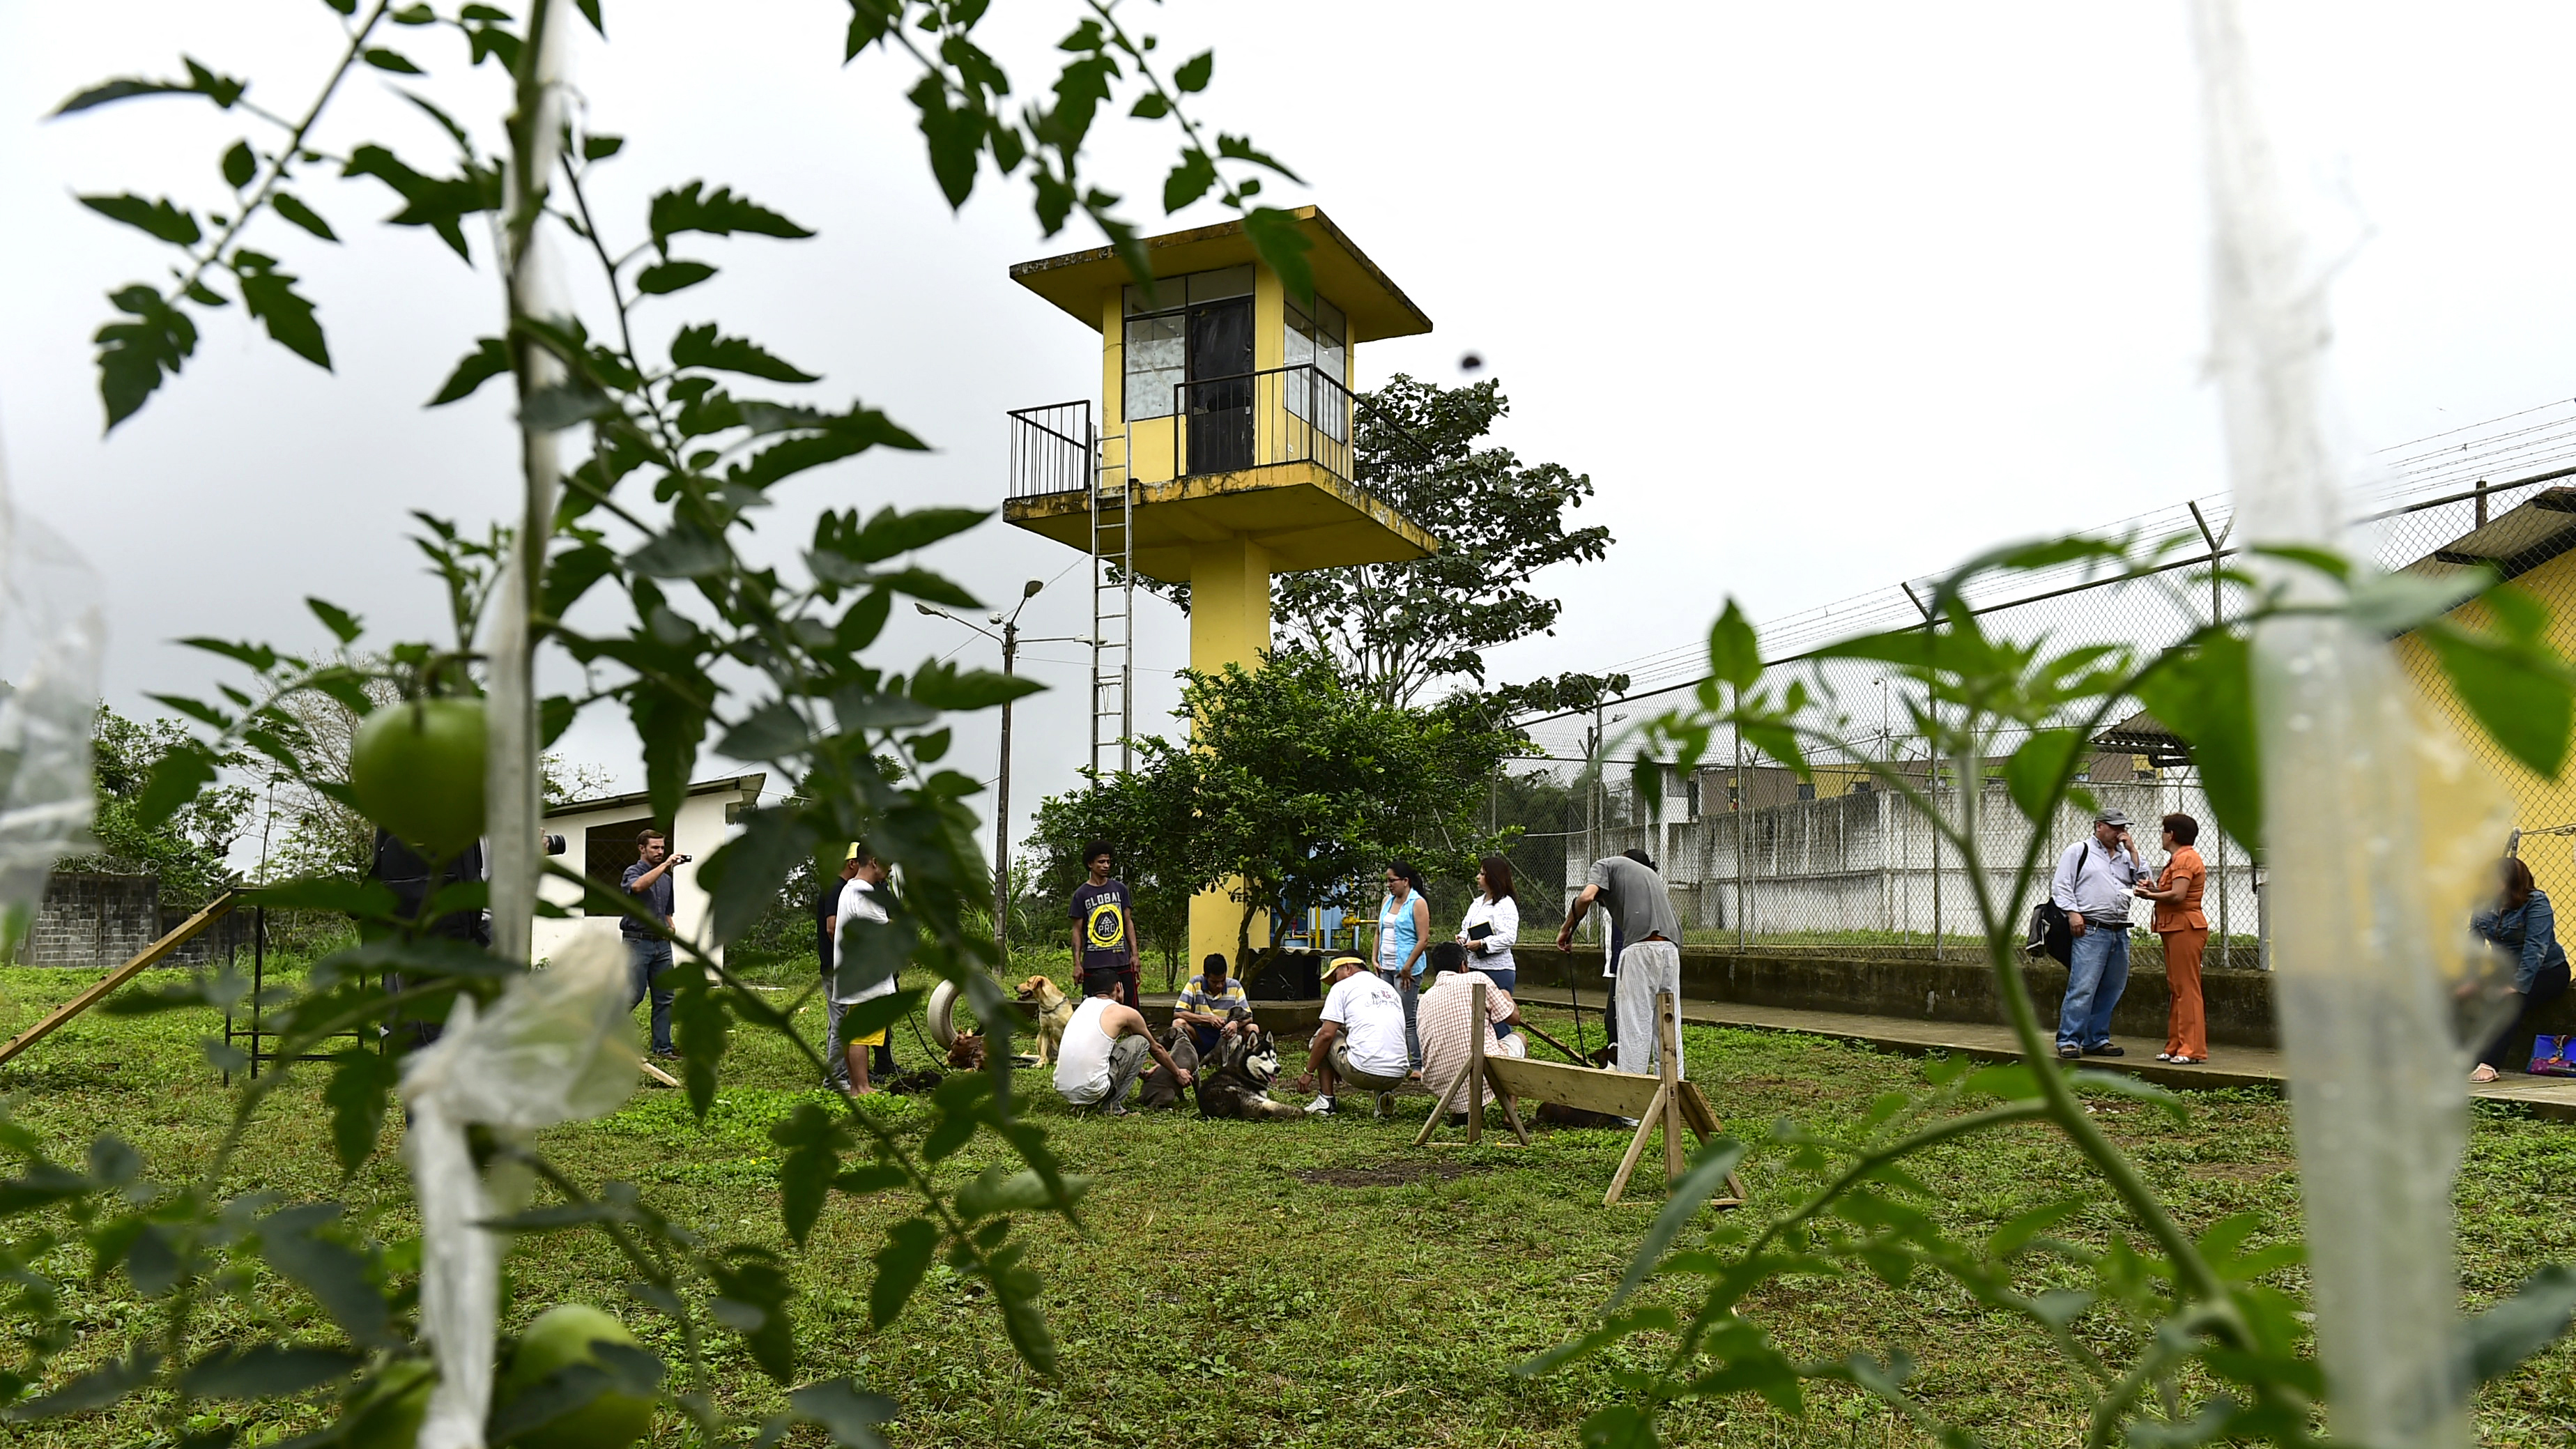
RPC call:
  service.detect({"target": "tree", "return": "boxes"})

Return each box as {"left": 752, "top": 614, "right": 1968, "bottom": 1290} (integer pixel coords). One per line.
{"left": 61, "top": 707, "right": 251, "bottom": 907}
{"left": 1028, "top": 761, "right": 1198, "bottom": 983}
{"left": 1156, "top": 375, "right": 1625, "bottom": 713}
{"left": 1156, "top": 647, "right": 1520, "bottom": 965}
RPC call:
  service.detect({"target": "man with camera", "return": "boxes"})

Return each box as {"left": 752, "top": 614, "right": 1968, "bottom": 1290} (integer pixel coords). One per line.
{"left": 2050, "top": 808, "right": 2154, "bottom": 1061}
{"left": 623, "top": 828, "right": 689, "bottom": 1061}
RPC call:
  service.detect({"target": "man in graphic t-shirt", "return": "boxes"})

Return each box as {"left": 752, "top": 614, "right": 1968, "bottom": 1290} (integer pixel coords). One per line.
{"left": 1067, "top": 840, "right": 1140, "bottom": 1009}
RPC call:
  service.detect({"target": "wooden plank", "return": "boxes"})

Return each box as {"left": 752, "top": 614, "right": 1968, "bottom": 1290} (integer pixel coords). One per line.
{"left": 1485, "top": 1056, "right": 1663, "bottom": 1118}
{"left": 1678, "top": 1082, "right": 1722, "bottom": 1140}
{"left": 1604, "top": 1083, "right": 1671, "bottom": 1206}
{"left": 1657, "top": 992, "right": 1685, "bottom": 1184}
{"left": 642, "top": 1059, "right": 680, "bottom": 1088}
{"left": 1414, "top": 1060, "right": 1475, "bottom": 1146}
{"left": 1466, "top": 982, "right": 1487, "bottom": 1146}
{"left": 1489, "top": 1059, "right": 1533, "bottom": 1146}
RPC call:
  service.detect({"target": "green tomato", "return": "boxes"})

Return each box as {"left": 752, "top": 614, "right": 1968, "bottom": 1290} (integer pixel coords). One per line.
{"left": 342, "top": 1358, "right": 436, "bottom": 1449}
{"left": 350, "top": 698, "right": 488, "bottom": 857}
{"left": 497, "top": 1304, "right": 656, "bottom": 1449}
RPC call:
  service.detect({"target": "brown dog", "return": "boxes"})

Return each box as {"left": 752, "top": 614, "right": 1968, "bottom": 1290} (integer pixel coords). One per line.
{"left": 946, "top": 1032, "right": 987, "bottom": 1071}
{"left": 1014, "top": 975, "right": 1075, "bottom": 1067}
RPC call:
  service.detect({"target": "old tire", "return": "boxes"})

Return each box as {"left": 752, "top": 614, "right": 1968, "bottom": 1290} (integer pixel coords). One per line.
{"left": 926, "top": 978, "right": 959, "bottom": 1050}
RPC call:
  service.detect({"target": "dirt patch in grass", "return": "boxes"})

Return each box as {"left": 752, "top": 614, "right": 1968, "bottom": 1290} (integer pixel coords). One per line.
{"left": 1296, "top": 1160, "right": 1487, "bottom": 1187}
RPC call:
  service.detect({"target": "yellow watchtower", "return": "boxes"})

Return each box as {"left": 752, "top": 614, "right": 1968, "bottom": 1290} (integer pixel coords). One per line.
{"left": 1003, "top": 206, "right": 1439, "bottom": 966}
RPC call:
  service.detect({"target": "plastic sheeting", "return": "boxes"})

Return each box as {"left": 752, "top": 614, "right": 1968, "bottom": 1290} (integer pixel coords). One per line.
{"left": 0, "top": 446, "right": 107, "bottom": 958}
{"left": 399, "top": 932, "right": 637, "bottom": 1449}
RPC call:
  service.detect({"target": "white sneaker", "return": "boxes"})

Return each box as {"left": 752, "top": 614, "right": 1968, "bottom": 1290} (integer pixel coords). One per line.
{"left": 2154, "top": 1052, "right": 2174, "bottom": 1062}
{"left": 1305, "top": 1096, "right": 1335, "bottom": 1115}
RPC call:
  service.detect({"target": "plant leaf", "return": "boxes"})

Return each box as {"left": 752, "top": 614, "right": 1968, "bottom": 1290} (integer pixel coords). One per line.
{"left": 1602, "top": 1139, "right": 1746, "bottom": 1312}
{"left": 430, "top": 336, "right": 512, "bottom": 406}
{"left": 669, "top": 324, "right": 815, "bottom": 383}
{"left": 272, "top": 192, "right": 339, "bottom": 242}
{"left": 2467, "top": 1263, "right": 2576, "bottom": 1383}
{"left": 233, "top": 250, "right": 330, "bottom": 369}
{"left": 646, "top": 181, "right": 812, "bottom": 255}
{"left": 635, "top": 259, "right": 715, "bottom": 295}
{"left": 870, "top": 1217, "right": 940, "bottom": 1328}
{"left": 181, "top": 1344, "right": 362, "bottom": 1399}
{"left": 81, "top": 193, "right": 200, "bottom": 245}
{"left": 2136, "top": 631, "right": 2260, "bottom": 846}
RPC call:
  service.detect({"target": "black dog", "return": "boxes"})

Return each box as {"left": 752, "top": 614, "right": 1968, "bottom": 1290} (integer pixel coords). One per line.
{"left": 1194, "top": 1021, "right": 1304, "bottom": 1121}
{"left": 1138, "top": 1022, "right": 1199, "bottom": 1110}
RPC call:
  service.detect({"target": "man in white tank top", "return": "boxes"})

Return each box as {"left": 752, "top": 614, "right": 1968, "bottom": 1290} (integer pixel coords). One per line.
{"left": 1052, "top": 983, "right": 1193, "bottom": 1116}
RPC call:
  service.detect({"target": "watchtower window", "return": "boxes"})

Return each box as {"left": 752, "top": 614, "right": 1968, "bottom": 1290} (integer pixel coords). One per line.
{"left": 1122, "top": 266, "right": 1252, "bottom": 422}
{"left": 1282, "top": 294, "right": 1348, "bottom": 438}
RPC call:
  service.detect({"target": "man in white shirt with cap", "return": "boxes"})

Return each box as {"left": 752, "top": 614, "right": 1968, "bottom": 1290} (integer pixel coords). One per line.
{"left": 2051, "top": 807, "right": 2154, "bottom": 1060}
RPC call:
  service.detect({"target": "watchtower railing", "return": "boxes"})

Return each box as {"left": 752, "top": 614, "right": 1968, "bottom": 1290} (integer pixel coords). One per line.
{"left": 1006, "top": 367, "right": 1434, "bottom": 499}
{"left": 1006, "top": 399, "right": 1095, "bottom": 500}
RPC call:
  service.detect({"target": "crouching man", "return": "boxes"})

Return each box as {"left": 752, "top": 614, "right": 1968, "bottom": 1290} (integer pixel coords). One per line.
{"left": 1294, "top": 955, "right": 1412, "bottom": 1119}
{"left": 1053, "top": 981, "right": 1192, "bottom": 1117}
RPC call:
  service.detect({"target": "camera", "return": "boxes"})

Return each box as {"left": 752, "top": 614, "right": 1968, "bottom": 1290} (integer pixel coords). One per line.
{"left": 676, "top": 853, "right": 694, "bottom": 865}
{"left": 541, "top": 833, "right": 567, "bottom": 856}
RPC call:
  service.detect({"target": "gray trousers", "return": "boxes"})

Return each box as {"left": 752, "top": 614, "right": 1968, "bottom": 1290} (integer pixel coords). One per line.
{"left": 1613, "top": 940, "right": 1682, "bottom": 1078}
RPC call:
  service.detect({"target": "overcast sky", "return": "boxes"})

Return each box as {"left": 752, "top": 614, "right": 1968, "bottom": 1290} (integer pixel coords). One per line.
{"left": 8, "top": 1, "right": 2575, "bottom": 858}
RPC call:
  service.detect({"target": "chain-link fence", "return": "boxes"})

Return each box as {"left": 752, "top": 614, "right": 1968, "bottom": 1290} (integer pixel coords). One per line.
{"left": 1500, "top": 397, "right": 2576, "bottom": 967}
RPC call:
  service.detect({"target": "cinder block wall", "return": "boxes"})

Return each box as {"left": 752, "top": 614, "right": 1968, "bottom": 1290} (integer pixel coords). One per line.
{"left": 18, "top": 872, "right": 162, "bottom": 967}
{"left": 12, "top": 872, "right": 232, "bottom": 968}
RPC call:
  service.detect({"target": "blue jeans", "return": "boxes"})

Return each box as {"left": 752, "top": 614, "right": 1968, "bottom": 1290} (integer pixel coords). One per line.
{"left": 626, "top": 937, "right": 677, "bottom": 1055}
{"left": 2058, "top": 926, "right": 2131, "bottom": 1052}
{"left": 1385, "top": 970, "right": 1422, "bottom": 1067}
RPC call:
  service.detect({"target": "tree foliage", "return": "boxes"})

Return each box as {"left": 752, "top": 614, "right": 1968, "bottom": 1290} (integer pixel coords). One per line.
{"left": 59, "top": 707, "right": 253, "bottom": 909}
{"left": 1150, "top": 375, "right": 1624, "bottom": 714}
{"left": 1036, "top": 649, "right": 1521, "bottom": 967}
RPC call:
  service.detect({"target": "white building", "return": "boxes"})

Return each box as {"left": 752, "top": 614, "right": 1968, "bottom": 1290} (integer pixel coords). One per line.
{"left": 532, "top": 773, "right": 767, "bottom": 966}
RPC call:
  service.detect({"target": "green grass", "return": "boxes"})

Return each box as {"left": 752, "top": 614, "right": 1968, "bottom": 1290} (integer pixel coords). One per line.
{"left": 3, "top": 955, "right": 2575, "bottom": 1448}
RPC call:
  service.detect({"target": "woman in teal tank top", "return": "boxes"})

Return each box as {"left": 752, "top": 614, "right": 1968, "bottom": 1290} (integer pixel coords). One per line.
{"left": 1377, "top": 861, "right": 1431, "bottom": 1068}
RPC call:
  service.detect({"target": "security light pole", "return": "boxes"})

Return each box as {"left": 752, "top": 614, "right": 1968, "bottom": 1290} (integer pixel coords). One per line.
{"left": 919, "top": 582, "right": 1091, "bottom": 961}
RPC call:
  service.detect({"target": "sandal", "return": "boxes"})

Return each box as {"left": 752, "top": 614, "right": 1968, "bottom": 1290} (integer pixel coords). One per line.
{"left": 2469, "top": 1064, "right": 2501, "bottom": 1084}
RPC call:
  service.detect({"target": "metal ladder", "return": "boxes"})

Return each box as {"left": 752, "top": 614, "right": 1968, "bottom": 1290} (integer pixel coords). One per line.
{"left": 1089, "top": 429, "right": 1134, "bottom": 775}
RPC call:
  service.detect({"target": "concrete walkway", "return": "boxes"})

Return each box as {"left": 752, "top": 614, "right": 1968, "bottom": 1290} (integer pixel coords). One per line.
{"left": 1667, "top": 999, "right": 2576, "bottom": 1122}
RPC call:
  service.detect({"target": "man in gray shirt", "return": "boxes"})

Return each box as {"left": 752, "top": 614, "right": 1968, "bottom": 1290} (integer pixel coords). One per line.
{"left": 2050, "top": 808, "right": 2153, "bottom": 1059}
{"left": 1558, "top": 852, "right": 1685, "bottom": 1078}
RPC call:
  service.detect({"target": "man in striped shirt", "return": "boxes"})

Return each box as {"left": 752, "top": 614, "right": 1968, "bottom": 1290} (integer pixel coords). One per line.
{"left": 1172, "top": 953, "right": 1252, "bottom": 1055}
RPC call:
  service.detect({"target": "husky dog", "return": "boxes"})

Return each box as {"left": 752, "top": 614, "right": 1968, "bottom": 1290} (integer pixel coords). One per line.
{"left": 1137, "top": 1022, "right": 1200, "bottom": 1110}
{"left": 1194, "top": 1022, "right": 1304, "bottom": 1121}
{"left": 1014, "top": 975, "right": 1076, "bottom": 1067}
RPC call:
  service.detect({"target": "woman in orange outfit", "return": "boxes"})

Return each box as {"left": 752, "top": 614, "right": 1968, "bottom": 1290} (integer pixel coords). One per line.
{"left": 2136, "top": 813, "right": 2209, "bottom": 1064}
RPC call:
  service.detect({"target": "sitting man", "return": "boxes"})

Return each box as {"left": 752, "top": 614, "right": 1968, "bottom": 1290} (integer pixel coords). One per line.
{"left": 1173, "top": 951, "right": 1253, "bottom": 1056}
{"left": 1053, "top": 979, "right": 1193, "bottom": 1117}
{"left": 1294, "top": 955, "right": 1412, "bottom": 1119}
{"left": 1415, "top": 940, "right": 1526, "bottom": 1125}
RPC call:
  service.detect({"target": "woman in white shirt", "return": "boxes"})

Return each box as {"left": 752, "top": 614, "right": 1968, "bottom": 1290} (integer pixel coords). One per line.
{"left": 1457, "top": 855, "right": 1521, "bottom": 1033}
